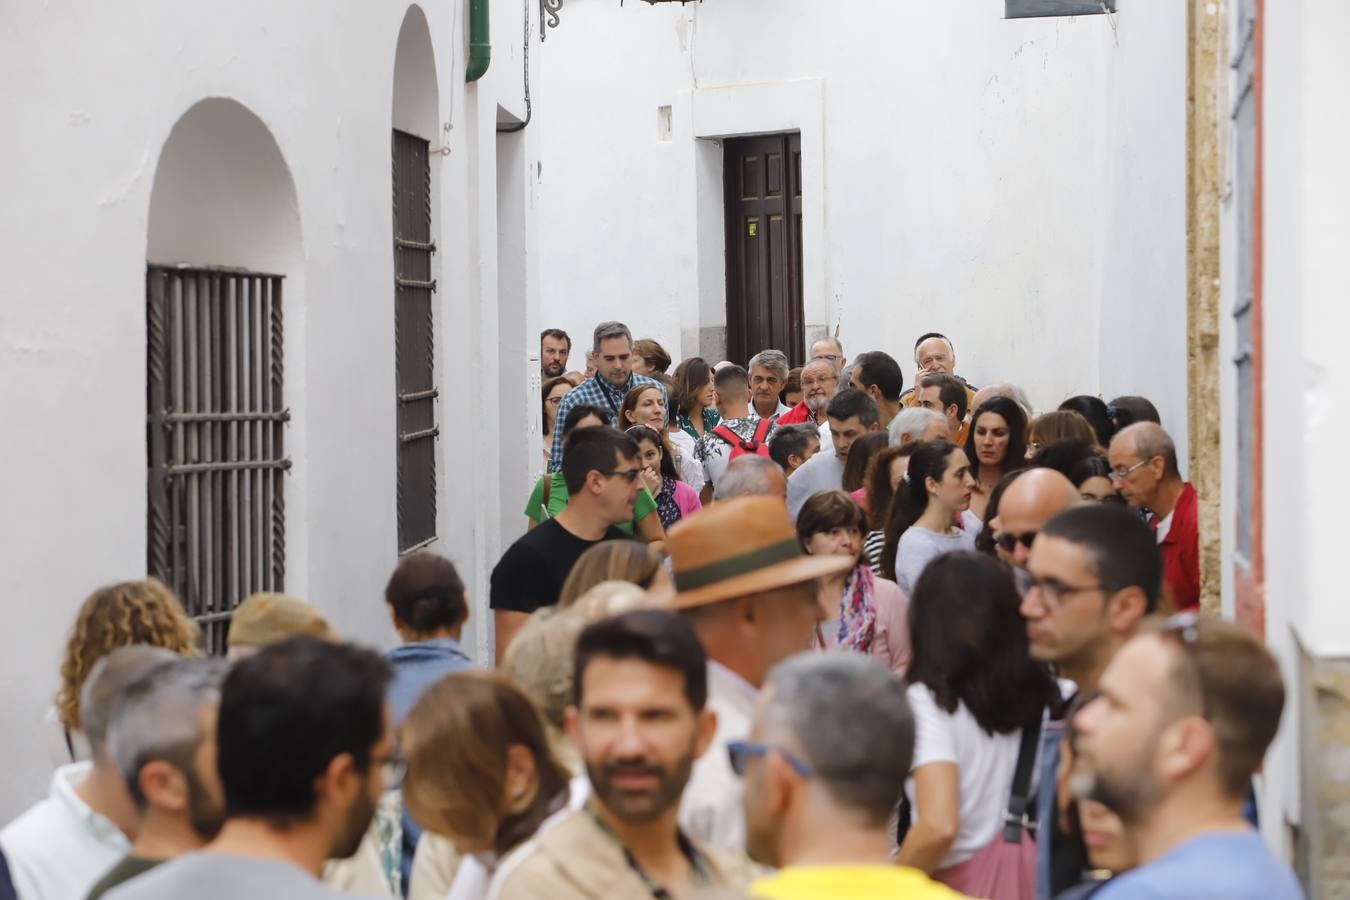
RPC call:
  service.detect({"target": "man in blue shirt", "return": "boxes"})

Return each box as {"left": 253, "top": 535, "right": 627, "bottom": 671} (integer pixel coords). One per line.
{"left": 1072, "top": 615, "right": 1305, "bottom": 899}
{"left": 550, "top": 321, "right": 666, "bottom": 470}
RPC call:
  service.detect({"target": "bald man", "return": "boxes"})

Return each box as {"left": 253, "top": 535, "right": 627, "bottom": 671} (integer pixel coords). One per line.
{"left": 1108, "top": 422, "right": 1199, "bottom": 611}
{"left": 971, "top": 382, "right": 1032, "bottom": 418}
{"left": 996, "top": 468, "right": 1081, "bottom": 574}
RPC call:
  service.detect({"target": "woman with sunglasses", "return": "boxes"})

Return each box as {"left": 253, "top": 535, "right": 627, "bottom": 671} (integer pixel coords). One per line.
{"left": 879, "top": 440, "right": 978, "bottom": 594}
{"left": 625, "top": 425, "right": 702, "bottom": 530}
{"left": 797, "top": 490, "right": 911, "bottom": 676}
{"left": 964, "top": 397, "right": 1028, "bottom": 520}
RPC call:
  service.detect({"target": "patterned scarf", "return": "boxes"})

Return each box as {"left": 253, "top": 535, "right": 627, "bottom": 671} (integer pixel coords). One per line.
{"left": 836, "top": 564, "right": 878, "bottom": 653}
{"left": 655, "top": 475, "right": 683, "bottom": 530}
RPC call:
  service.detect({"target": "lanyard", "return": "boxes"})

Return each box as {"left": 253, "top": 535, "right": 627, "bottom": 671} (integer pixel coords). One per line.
{"left": 583, "top": 802, "right": 708, "bottom": 899}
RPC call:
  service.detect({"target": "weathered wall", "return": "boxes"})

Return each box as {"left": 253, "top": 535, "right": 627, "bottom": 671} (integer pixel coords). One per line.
{"left": 0, "top": 0, "right": 531, "bottom": 818}
{"left": 534, "top": 0, "right": 1187, "bottom": 424}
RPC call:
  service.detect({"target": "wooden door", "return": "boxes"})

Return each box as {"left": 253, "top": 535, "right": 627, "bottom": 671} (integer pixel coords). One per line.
{"left": 724, "top": 133, "right": 804, "bottom": 367}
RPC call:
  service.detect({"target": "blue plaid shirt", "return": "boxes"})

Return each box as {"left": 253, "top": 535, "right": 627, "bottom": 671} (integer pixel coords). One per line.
{"left": 549, "top": 372, "right": 668, "bottom": 471}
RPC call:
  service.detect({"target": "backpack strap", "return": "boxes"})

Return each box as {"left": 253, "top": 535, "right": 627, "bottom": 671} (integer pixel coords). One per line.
{"left": 1003, "top": 713, "right": 1043, "bottom": 843}
{"left": 751, "top": 416, "right": 774, "bottom": 446}
{"left": 712, "top": 424, "right": 745, "bottom": 449}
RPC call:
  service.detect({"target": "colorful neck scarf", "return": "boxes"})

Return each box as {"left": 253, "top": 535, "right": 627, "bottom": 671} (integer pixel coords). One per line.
{"left": 655, "top": 475, "right": 683, "bottom": 530}
{"left": 836, "top": 564, "right": 878, "bottom": 653}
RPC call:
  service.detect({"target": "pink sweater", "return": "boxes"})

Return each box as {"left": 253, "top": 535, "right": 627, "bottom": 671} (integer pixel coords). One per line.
{"left": 815, "top": 573, "right": 912, "bottom": 678}
{"left": 673, "top": 480, "right": 703, "bottom": 520}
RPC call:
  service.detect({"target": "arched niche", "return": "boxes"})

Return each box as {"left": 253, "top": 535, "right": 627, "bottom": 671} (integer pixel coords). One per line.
{"left": 393, "top": 5, "right": 440, "bottom": 141}
{"left": 148, "top": 97, "right": 302, "bottom": 272}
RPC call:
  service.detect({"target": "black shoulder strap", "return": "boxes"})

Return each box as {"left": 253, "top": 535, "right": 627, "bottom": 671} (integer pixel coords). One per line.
{"left": 1003, "top": 713, "right": 1043, "bottom": 843}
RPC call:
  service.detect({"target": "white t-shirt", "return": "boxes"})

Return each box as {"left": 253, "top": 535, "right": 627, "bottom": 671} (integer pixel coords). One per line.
{"left": 904, "top": 684, "right": 1038, "bottom": 869}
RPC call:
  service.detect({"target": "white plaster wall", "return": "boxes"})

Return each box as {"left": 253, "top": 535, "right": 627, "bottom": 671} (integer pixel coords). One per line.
{"left": 534, "top": 1, "right": 1185, "bottom": 417}
{"left": 1095, "top": 1, "right": 1190, "bottom": 464}
{"left": 0, "top": 0, "right": 520, "bottom": 819}
{"left": 1219, "top": 0, "right": 1350, "bottom": 851}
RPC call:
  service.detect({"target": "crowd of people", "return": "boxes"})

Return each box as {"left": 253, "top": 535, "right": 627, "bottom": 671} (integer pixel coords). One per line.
{"left": 0, "top": 320, "right": 1299, "bottom": 900}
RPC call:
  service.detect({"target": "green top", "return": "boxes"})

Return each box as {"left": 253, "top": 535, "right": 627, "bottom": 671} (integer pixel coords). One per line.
{"left": 523, "top": 472, "right": 657, "bottom": 534}
{"left": 87, "top": 855, "right": 163, "bottom": 900}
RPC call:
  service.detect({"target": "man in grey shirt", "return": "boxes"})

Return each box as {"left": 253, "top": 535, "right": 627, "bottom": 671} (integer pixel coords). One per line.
{"left": 787, "top": 389, "right": 882, "bottom": 520}
{"left": 107, "top": 638, "right": 396, "bottom": 900}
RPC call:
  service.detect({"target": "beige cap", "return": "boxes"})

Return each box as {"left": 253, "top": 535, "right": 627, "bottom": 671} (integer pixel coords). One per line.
{"left": 229, "top": 593, "right": 336, "bottom": 648}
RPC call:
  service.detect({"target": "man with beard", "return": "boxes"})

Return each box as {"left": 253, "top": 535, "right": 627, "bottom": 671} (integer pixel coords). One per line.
{"left": 108, "top": 638, "right": 395, "bottom": 900}
{"left": 1022, "top": 504, "right": 1160, "bottom": 899}
{"left": 550, "top": 322, "right": 667, "bottom": 471}
{"left": 738, "top": 654, "right": 960, "bottom": 900}
{"left": 88, "top": 659, "right": 228, "bottom": 898}
{"left": 540, "top": 329, "right": 571, "bottom": 379}
{"left": 774, "top": 359, "right": 837, "bottom": 428}
{"left": 1072, "top": 616, "right": 1302, "bottom": 899}
{"left": 491, "top": 610, "right": 752, "bottom": 900}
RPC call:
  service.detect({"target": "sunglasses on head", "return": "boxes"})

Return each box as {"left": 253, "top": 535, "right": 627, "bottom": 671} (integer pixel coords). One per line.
{"left": 994, "top": 531, "right": 1038, "bottom": 553}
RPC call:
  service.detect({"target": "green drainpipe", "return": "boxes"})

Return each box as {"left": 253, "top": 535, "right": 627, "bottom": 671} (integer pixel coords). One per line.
{"left": 466, "top": 0, "right": 491, "bottom": 82}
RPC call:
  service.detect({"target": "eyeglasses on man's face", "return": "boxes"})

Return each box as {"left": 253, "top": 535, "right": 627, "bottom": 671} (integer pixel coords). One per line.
{"left": 727, "top": 740, "right": 813, "bottom": 778}
{"left": 811, "top": 353, "right": 842, "bottom": 363}
{"left": 1109, "top": 458, "right": 1151, "bottom": 483}
{"left": 1024, "top": 575, "right": 1104, "bottom": 610}
{"left": 601, "top": 467, "right": 643, "bottom": 485}
{"left": 994, "top": 531, "right": 1038, "bottom": 554}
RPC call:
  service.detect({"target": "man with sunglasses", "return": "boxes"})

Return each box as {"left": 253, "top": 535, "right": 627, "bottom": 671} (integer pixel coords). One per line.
{"left": 490, "top": 428, "right": 641, "bottom": 658}
{"left": 1072, "top": 615, "right": 1301, "bottom": 899}
{"left": 1108, "top": 422, "right": 1200, "bottom": 612}
{"left": 734, "top": 654, "right": 961, "bottom": 899}
{"left": 1021, "top": 504, "right": 1162, "bottom": 900}
{"left": 995, "top": 468, "right": 1082, "bottom": 580}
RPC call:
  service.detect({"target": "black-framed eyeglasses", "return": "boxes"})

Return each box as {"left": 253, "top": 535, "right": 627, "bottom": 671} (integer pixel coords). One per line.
{"left": 1109, "top": 458, "right": 1150, "bottom": 482}
{"left": 601, "top": 467, "right": 643, "bottom": 484}
{"left": 727, "top": 740, "right": 813, "bottom": 778}
{"left": 994, "top": 531, "right": 1038, "bottom": 553}
{"left": 1024, "top": 575, "right": 1103, "bottom": 610}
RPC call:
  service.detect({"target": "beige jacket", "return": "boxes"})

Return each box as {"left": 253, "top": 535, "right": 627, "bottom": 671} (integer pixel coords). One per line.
{"left": 489, "top": 808, "right": 752, "bottom": 900}
{"left": 678, "top": 662, "right": 758, "bottom": 852}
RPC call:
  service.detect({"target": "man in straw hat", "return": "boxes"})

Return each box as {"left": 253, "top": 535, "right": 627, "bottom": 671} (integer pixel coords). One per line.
{"left": 667, "top": 495, "right": 853, "bottom": 851}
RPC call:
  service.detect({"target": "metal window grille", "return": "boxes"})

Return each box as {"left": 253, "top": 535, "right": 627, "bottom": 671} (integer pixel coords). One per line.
{"left": 393, "top": 129, "right": 439, "bottom": 552}
{"left": 147, "top": 266, "right": 289, "bottom": 655}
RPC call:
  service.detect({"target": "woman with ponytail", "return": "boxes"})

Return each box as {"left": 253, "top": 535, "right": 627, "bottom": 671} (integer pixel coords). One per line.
{"left": 879, "top": 440, "right": 978, "bottom": 593}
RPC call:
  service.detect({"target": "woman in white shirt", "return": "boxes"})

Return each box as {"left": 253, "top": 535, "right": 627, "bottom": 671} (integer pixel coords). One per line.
{"left": 897, "top": 550, "right": 1059, "bottom": 895}
{"left": 879, "top": 440, "right": 979, "bottom": 594}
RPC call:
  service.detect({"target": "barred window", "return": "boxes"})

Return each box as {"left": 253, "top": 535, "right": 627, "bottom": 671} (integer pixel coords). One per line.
{"left": 147, "top": 266, "right": 289, "bottom": 655}
{"left": 393, "top": 129, "right": 439, "bottom": 552}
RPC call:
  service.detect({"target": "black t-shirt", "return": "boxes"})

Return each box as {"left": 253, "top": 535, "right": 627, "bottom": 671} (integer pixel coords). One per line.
{"left": 490, "top": 518, "right": 629, "bottom": 614}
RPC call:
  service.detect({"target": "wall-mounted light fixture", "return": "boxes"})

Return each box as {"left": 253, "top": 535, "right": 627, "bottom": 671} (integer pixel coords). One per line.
{"left": 1005, "top": 0, "right": 1116, "bottom": 18}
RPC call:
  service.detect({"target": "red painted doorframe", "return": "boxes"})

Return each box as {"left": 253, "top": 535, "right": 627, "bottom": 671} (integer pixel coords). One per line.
{"left": 1236, "top": 0, "right": 1266, "bottom": 633}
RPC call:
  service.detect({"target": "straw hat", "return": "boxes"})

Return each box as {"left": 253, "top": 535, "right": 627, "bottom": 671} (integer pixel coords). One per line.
{"left": 667, "top": 495, "right": 853, "bottom": 609}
